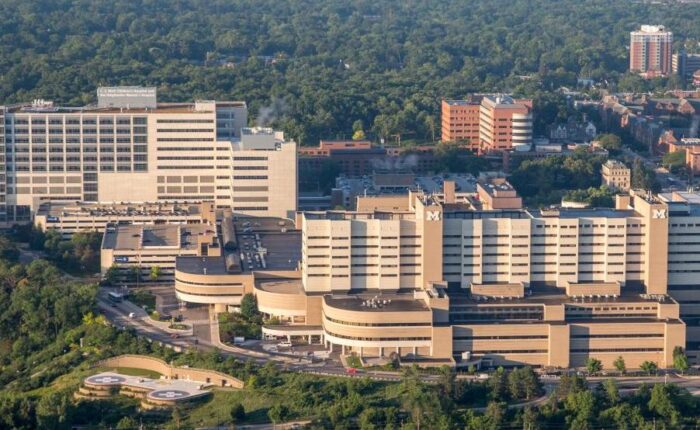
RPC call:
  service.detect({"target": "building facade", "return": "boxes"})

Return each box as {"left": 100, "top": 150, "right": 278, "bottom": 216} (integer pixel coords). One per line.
{"left": 672, "top": 50, "right": 700, "bottom": 79}
{"left": 441, "top": 95, "right": 533, "bottom": 153}
{"left": 1, "top": 87, "right": 297, "bottom": 227}
{"left": 601, "top": 160, "right": 631, "bottom": 192}
{"left": 35, "top": 201, "right": 216, "bottom": 238}
{"left": 630, "top": 25, "right": 673, "bottom": 78}
{"left": 170, "top": 187, "right": 700, "bottom": 369}
{"left": 668, "top": 138, "right": 700, "bottom": 174}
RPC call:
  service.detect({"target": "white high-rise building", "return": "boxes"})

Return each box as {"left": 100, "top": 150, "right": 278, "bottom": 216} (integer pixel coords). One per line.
{"left": 0, "top": 87, "right": 298, "bottom": 225}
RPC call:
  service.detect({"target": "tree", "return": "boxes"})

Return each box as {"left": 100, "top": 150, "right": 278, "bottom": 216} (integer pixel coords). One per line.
{"left": 662, "top": 150, "right": 687, "bottom": 173}
{"left": 563, "top": 186, "right": 615, "bottom": 207}
{"left": 487, "top": 367, "right": 508, "bottom": 401}
{"left": 521, "top": 407, "right": 541, "bottom": 430}
{"left": 104, "top": 264, "right": 120, "bottom": 285}
{"left": 508, "top": 367, "right": 542, "bottom": 401}
{"left": 631, "top": 158, "right": 660, "bottom": 192}
{"left": 267, "top": 404, "right": 289, "bottom": 428}
{"left": 352, "top": 129, "right": 366, "bottom": 141}
{"left": 230, "top": 402, "right": 245, "bottom": 423}
{"left": 673, "top": 346, "right": 689, "bottom": 375}
{"left": 172, "top": 406, "right": 183, "bottom": 429}
{"left": 352, "top": 119, "right": 364, "bottom": 134}
{"left": 35, "top": 391, "right": 74, "bottom": 430}
{"left": 596, "top": 133, "right": 622, "bottom": 152}
{"left": 601, "top": 379, "right": 619, "bottom": 405}
{"left": 129, "top": 266, "right": 141, "bottom": 284}
{"left": 564, "top": 390, "right": 597, "bottom": 429}
{"left": 0, "top": 236, "right": 19, "bottom": 262}
{"left": 599, "top": 403, "right": 646, "bottom": 430}
{"left": 648, "top": 384, "right": 681, "bottom": 426}
{"left": 437, "top": 365, "right": 456, "bottom": 401}
{"left": 240, "top": 293, "right": 260, "bottom": 320}
{"left": 116, "top": 416, "right": 139, "bottom": 429}
{"left": 640, "top": 361, "right": 658, "bottom": 376}
{"left": 585, "top": 357, "right": 602, "bottom": 374}
{"left": 149, "top": 265, "right": 161, "bottom": 281}
{"left": 613, "top": 356, "right": 626, "bottom": 374}
{"left": 485, "top": 401, "right": 506, "bottom": 429}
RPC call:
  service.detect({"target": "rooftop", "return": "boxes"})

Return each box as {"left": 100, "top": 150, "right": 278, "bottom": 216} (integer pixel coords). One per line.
{"left": 176, "top": 217, "right": 300, "bottom": 275}
{"left": 603, "top": 159, "right": 629, "bottom": 169}
{"left": 6, "top": 87, "right": 245, "bottom": 114}
{"left": 102, "top": 224, "right": 214, "bottom": 251}
{"left": 527, "top": 207, "right": 637, "bottom": 219}
{"left": 36, "top": 201, "right": 204, "bottom": 219}
{"left": 176, "top": 255, "right": 229, "bottom": 275}
{"left": 444, "top": 99, "right": 481, "bottom": 106}
{"left": 256, "top": 279, "right": 303, "bottom": 294}
{"left": 7, "top": 101, "right": 245, "bottom": 115}
{"left": 324, "top": 292, "right": 430, "bottom": 312}
{"left": 636, "top": 25, "right": 670, "bottom": 34}
{"left": 449, "top": 284, "right": 674, "bottom": 306}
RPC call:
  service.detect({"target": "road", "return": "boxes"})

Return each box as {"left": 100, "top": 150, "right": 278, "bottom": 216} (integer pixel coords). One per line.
{"left": 97, "top": 291, "right": 700, "bottom": 390}
{"left": 622, "top": 147, "right": 689, "bottom": 191}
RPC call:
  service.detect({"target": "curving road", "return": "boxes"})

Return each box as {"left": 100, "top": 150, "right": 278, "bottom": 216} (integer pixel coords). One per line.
{"left": 97, "top": 292, "right": 700, "bottom": 390}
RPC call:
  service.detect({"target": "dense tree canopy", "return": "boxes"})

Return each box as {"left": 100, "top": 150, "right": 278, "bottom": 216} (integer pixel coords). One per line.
{"left": 1, "top": 0, "right": 700, "bottom": 145}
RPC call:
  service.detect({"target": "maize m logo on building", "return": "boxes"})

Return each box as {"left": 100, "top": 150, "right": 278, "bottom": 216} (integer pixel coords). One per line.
{"left": 426, "top": 211, "right": 441, "bottom": 221}
{"left": 653, "top": 209, "right": 668, "bottom": 219}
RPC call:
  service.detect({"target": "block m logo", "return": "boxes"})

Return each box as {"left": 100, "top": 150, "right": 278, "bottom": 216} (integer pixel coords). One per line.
{"left": 652, "top": 209, "right": 667, "bottom": 219}
{"left": 426, "top": 210, "right": 441, "bottom": 221}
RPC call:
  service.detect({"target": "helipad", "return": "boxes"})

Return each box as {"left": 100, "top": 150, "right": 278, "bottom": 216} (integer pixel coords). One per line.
{"left": 83, "top": 372, "right": 210, "bottom": 403}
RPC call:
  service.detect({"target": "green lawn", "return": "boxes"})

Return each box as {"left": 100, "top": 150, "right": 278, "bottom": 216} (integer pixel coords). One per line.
{"left": 345, "top": 355, "right": 363, "bottom": 368}
{"left": 109, "top": 367, "right": 163, "bottom": 379}
{"left": 183, "top": 388, "right": 280, "bottom": 426}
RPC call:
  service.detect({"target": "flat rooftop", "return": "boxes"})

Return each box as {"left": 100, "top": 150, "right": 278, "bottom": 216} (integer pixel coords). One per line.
{"left": 176, "top": 217, "right": 301, "bottom": 275}
{"left": 444, "top": 98, "right": 482, "bottom": 106}
{"left": 324, "top": 292, "right": 430, "bottom": 312}
{"left": 336, "top": 174, "right": 477, "bottom": 197}
{"left": 36, "top": 201, "right": 204, "bottom": 218}
{"left": 448, "top": 285, "right": 674, "bottom": 306}
{"left": 256, "top": 279, "right": 303, "bottom": 294}
{"left": 7, "top": 101, "right": 245, "bottom": 115}
{"left": 527, "top": 208, "right": 637, "bottom": 219}
{"left": 102, "top": 224, "right": 213, "bottom": 251}
{"left": 234, "top": 217, "right": 300, "bottom": 271}
{"left": 176, "top": 256, "right": 229, "bottom": 275}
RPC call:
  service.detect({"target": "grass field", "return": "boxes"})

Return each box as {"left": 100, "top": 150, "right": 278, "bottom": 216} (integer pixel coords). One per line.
{"left": 183, "top": 389, "right": 280, "bottom": 426}
{"left": 109, "top": 367, "right": 163, "bottom": 379}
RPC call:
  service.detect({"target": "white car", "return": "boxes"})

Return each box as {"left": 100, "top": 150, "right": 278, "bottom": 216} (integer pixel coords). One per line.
{"left": 278, "top": 341, "right": 292, "bottom": 348}
{"left": 128, "top": 312, "right": 136, "bottom": 318}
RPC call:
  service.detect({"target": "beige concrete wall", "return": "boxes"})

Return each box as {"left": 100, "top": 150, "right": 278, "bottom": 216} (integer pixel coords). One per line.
{"left": 634, "top": 194, "right": 669, "bottom": 294}
{"left": 417, "top": 198, "right": 443, "bottom": 289}
{"left": 254, "top": 285, "right": 308, "bottom": 317}
{"left": 174, "top": 269, "right": 253, "bottom": 305}
{"left": 322, "top": 299, "right": 432, "bottom": 325}
{"left": 96, "top": 355, "right": 244, "bottom": 388}
{"left": 548, "top": 324, "right": 570, "bottom": 368}
{"left": 431, "top": 326, "right": 453, "bottom": 359}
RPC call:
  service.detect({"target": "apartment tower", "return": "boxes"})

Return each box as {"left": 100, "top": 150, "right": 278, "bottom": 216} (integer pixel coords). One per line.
{"left": 630, "top": 25, "right": 673, "bottom": 78}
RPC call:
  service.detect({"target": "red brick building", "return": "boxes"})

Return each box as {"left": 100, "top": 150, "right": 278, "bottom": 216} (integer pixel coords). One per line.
{"left": 630, "top": 25, "right": 673, "bottom": 78}
{"left": 441, "top": 95, "right": 532, "bottom": 153}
